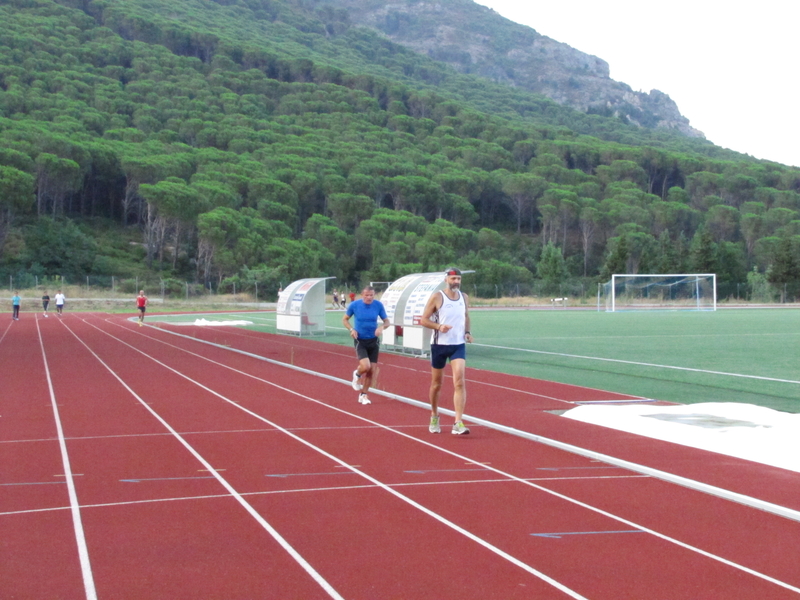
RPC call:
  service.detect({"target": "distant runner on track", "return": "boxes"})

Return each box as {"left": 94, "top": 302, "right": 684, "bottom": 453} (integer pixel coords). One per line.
{"left": 136, "top": 290, "right": 148, "bottom": 326}
{"left": 54, "top": 290, "right": 65, "bottom": 316}
{"left": 11, "top": 291, "right": 21, "bottom": 321}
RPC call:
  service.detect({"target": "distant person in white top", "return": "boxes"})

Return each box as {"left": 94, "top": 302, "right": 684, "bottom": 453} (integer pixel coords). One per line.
{"left": 55, "top": 290, "right": 65, "bottom": 315}
{"left": 420, "top": 268, "right": 474, "bottom": 435}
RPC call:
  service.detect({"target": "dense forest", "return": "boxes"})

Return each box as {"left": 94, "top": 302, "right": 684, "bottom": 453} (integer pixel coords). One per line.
{"left": 1, "top": 0, "right": 799, "bottom": 300}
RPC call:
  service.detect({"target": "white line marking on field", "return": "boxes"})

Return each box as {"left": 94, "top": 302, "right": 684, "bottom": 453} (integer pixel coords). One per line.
{"left": 461, "top": 376, "right": 604, "bottom": 405}
{"left": 94, "top": 316, "right": 800, "bottom": 594}
{"left": 59, "top": 320, "right": 346, "bottom": 600}
{"left": 36, "top": 319, "right": 97, "bottom": 600}
{"left": 574, "top": 399, "right": 658, "bottom": 404}
{"left": 474, "top": 342, "right": 800, "bottom": 385}
{"left": 521, "top": 332, "right": 800, "bottom": 341}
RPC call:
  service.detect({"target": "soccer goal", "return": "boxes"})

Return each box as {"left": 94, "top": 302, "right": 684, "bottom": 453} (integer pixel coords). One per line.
{"left": 369, "top": 281, "right": 392, "bottom": 296}
{"left": 599, "top": 274, "right": 717, "bottom": 312}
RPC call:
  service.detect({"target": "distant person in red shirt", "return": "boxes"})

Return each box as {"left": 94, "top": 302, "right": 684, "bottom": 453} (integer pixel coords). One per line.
{"left": 136, "top": 290, "right": 148, "bottom": 326}
{"left": 349, "top": 291, "right": 355, "bottom": 304}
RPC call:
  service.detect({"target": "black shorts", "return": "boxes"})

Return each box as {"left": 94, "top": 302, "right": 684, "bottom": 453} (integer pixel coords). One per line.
{"left": 431, "top": 344, "right": 466, "bottom": 369}
{"left": 138, "top": 306, "right": 146, "bottom": 313}
{"left": 354, "top": 337, "right": 380, "bottom": 363}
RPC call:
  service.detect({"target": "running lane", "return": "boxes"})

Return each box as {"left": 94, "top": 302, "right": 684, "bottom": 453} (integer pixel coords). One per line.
{"left": 0, "top": 317, "right": 88, "bottom": 598}
{"left": 28, "top": 316, "right": 349, "bottom": 599}
{"left": 59, "top": 315, "right": 800, "bottom": 599}
{"left": 174, "top": 325, "right": 800, "bottom": 514}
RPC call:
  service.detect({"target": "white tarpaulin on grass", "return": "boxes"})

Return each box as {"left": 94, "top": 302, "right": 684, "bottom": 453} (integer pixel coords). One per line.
{"left": 562, "top": 402, "right": 800, "bottom": 473}
{"left": 193, "top": 318, "right": 253, "bottom": 326}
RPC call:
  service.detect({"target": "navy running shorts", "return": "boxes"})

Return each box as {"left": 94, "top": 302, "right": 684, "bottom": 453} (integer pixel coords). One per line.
{"left": 430, "top": 343, "right": 466, "bottom": 369}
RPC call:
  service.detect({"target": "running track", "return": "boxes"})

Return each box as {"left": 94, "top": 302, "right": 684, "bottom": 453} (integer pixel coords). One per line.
{"left": 2, "top": 313, "right": 800, "bottom": 599}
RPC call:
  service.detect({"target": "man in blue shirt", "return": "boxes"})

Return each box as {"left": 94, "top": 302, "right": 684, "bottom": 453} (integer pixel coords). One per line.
{"left": 342, "top": 286, "right": 390, "bottom": 405}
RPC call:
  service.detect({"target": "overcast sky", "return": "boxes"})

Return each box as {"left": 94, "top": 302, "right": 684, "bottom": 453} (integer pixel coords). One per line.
{"left": 475, "top": 0, "right": 799, "bottom": 168}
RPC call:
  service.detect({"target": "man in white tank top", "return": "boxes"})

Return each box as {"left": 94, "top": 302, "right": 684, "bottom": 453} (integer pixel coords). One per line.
{"left": 420, "top": 268, "right": 474, "bottom": 435}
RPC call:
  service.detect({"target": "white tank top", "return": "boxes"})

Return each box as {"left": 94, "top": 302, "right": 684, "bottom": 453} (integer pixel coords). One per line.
{"left": 432, "top": 290, "right": 466, "bottom": 345}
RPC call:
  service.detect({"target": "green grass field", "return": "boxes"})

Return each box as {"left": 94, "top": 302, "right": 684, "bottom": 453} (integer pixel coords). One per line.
{"left": 468, "top": 308, "right": 800, "bottom": 412}
{"left": 148, "top": 307, "right": 800, "bottom": 413}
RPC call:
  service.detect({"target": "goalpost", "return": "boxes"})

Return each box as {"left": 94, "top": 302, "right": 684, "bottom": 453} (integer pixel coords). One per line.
{"left": 369, "top": 281, "right": 392, "bottom": 295}
{"left": 599, "top": 274, "right": 717, "bottom": 312}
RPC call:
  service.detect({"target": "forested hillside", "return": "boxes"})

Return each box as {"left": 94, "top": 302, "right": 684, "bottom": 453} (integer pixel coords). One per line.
{"left": 1, "top": 0, "right": 799, "bottom": 300}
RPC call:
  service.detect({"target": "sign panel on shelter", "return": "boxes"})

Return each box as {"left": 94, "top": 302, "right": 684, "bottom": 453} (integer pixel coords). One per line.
{"left": 276, "top": 277, "right": 333, "bottom": 336}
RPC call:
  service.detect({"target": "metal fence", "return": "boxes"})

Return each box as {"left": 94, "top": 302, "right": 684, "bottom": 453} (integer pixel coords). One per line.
{"left": 3, "top": 271, "right": 797, "bottom": 304}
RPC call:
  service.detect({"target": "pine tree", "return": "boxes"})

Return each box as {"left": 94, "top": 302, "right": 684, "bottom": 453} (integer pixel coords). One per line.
{"left": 767, "top": 237, "right": 800, "bottom": 302}
{"left": 689, "top": 227, "right": 716, "bottom": 273}
{"left": 600, "top": 235, "right": 629, "bottom": 280}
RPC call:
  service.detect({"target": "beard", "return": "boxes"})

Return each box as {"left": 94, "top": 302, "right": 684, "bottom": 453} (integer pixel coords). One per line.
{"left": 448, "top": 282, "right": 460, "bottom": 291}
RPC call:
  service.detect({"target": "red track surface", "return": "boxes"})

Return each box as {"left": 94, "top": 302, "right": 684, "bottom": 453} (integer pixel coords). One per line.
{"left": 2, "top": 313, "right": 800, "bottom": 599}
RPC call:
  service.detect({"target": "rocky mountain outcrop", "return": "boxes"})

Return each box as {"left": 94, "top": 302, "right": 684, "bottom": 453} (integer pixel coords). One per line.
{"left": 320, "top": 0, "right": 704, "bottom": 138}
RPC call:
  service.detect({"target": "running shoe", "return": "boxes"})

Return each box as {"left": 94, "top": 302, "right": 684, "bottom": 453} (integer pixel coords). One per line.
{"left": 429, "top": 415, "right": 441, "bottom": 433}
{"left": 351, "top": 370, "right": 362, "bottom": 391}
{"left": 358, "top": 393, "right": 371, "bottom": 405}
{"left": 451, "top": 421, "right": 470, "bottom": 435}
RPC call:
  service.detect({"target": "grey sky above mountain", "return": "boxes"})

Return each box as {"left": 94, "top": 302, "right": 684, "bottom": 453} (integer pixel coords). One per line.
{"left": 477, "top": 0, "right": 798, "bottom": 167}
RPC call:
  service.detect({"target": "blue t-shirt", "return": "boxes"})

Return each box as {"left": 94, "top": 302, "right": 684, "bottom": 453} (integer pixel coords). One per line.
{"left": 12, "top": 295, "right": 20, "bottom": 306}
{"left": 347, "top": 299, "right": 387, "bottom": 339}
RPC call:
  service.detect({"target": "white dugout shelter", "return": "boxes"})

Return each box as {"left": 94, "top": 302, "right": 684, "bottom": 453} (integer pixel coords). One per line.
{"left": 379, "top": 272, "right": 450, "bottom": 355}
{"left": 275, "top": 277, "right": 333, "bottom": 336}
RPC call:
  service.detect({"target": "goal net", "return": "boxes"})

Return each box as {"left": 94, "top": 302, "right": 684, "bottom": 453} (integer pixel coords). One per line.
{"left": 599, "top": 274, "right": 717, "bottom": 312}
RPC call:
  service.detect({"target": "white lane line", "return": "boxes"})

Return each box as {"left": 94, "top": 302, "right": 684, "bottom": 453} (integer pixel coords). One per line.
{"left": 58, "top": 320, "right": 346, "bottom": 600}
{"left": 100, "top": 317, "right": 800, "bottom": 595}
{"left": 158, "top": 323, "right": 641, "bottom": 405}
{"left": 123, "top": 318, "right": 800, "bottom": 593}
{"left": 474, "top": 342, "right": 800, "bottom": 385}
{"left": 140, "top": 320, "right": 800, "bottom": 522}
{"left": 0, "top": 424, "right": 464, "bottom": 447}
{"left": 0, "top": 320, "right": 12, "bottom": 347}
{"left": 85, "top": 318, "right": 589, "bottom": 600}
{"left": 0, "top": 481, "right": 66, "bottom": 486}
{"left": 2, "top": 474, "right": 652, "bottom": 517}
{"left": 36, "top": 319, "right": 98, "bottom": 600}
